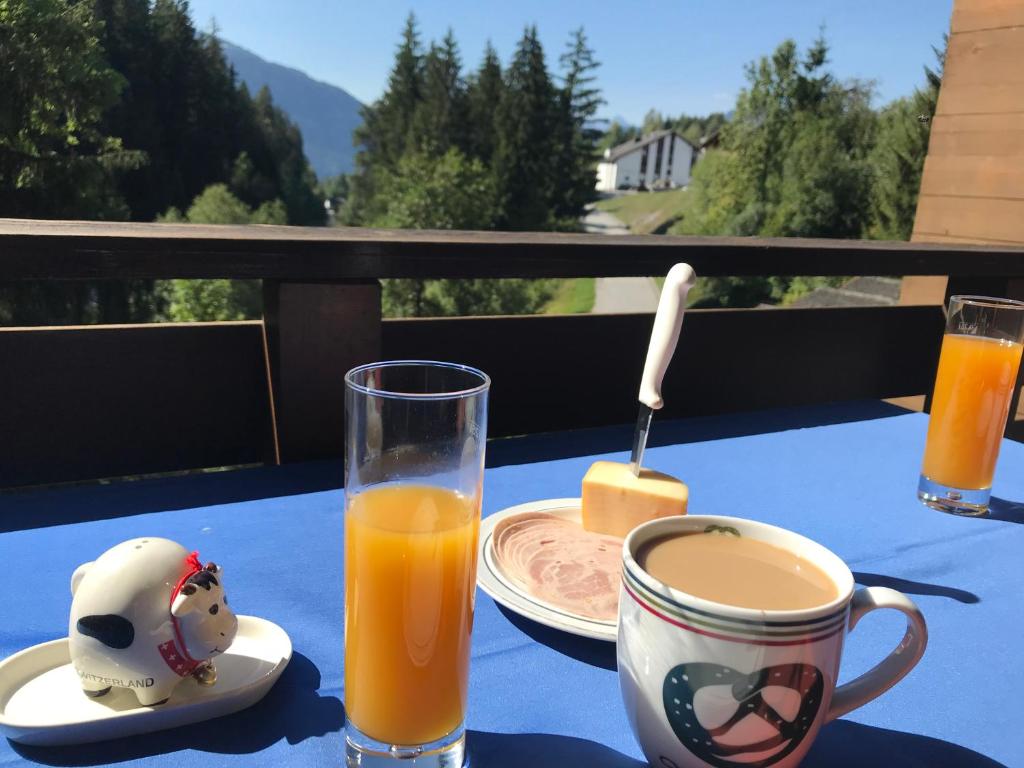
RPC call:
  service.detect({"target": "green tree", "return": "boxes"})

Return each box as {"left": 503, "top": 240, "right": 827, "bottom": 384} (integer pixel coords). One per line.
{"left": 346, "top": 13, "right": 424, "bottom": 223}
{"left": 373, "top": 149, "right": 496, "bottom": 230}
{"left": 598, "top": 120, "right": 639, "bottom": 152}
{"left": 642, "top": 109, "right": 667, "bottom": 134}
{"left": 466, "top": 43, "right": 504, "bottom": 163}
{"left": 370, "top": 149, "right": 552, "bottom": 316}
{"left": 252, "top": 198, "right": 289, "bottom": 224}
{"left": 679, "top": 37, "right": 877, "bottom": 306}
{"left": 670, "top": 112, "right": 727, "bottom": 146}
{"left": 552, "top": 27, "right": 604, "bottom": 220}
{"left": 92, "top": 0, "right": 320, "bottom": 224}
{"left": 359, "top": 12, "right": 423, "bottom": 168}
{"left": 349, "top": 20, "right": 602, "bottom": 237}
{"left": 494, "top": 26, "right": 558, "bottom": 230}
{"left": 182, "top": 183, "right": 253, "bottom": 224}
{"left": 0, "top": 0, "right": 141, "bottom": 218}
{"left": 410, "top": 31, "right": 469, "bottom": 155}
{"left": 245, "top": 86, "right": 323, "bottom": 225}
{"left": 869, "top": 40, "right": 944, "bottom": 240}
{"left": 158, "top": 184, "right": 287, "bottom": 321}
{"left": 0, "top": 0, "right": 156, "bottom": 326}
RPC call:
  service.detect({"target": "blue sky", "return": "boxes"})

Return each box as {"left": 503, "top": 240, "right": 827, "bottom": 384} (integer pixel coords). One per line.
{"left": 188, "top": 0, "right": 952, "bottom": 125}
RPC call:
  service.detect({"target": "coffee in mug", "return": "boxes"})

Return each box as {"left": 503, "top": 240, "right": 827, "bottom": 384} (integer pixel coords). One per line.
{"left": 636, "top": 529, "right": 838, "bottom": 610}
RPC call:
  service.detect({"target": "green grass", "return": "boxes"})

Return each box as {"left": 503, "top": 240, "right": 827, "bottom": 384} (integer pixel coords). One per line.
{"left": 594, "top": 188, "right": 690, "bottom": 234}
{"left": 543, "top": 277, "right": 596, "bottom": 314}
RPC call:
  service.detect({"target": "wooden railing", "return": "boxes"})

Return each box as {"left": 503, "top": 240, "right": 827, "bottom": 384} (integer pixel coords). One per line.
{"left": 3, "top": 218, "right": 1024, "bottom": 488}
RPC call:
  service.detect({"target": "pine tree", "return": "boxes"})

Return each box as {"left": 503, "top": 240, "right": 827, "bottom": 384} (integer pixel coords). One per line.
{"left": 494, "top": 26, "right": 557, "bottom": 230}
{"left": 410, "top": 31, "right": 469, "bottom": 155}
{"left": 347, "top": 13, "right": 424, "bottom": 221}
{"left": 247, "top": 86, "right": 323, "bottom": 224}
{"left": 466, "top": 43, "right": 504, "bottom": 164}
{"left": 355, "top": 13, "right": 423, "bottom": 169}
{"left": 642, "top": 109, "right": 667, "bottom": 134}
{"left": 553, "top": 27, "right": 604, "bottom": 221}
{"left": 598, "top": 120, "right": 639, "bottom": 152}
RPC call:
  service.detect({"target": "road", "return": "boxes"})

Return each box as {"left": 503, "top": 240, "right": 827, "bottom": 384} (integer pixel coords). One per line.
{"left": 582, "top": 205, "right": 660, "bottom": 314}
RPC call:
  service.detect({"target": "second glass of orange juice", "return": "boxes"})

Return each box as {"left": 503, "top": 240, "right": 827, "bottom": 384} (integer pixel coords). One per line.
{"left": 344, "top": 361, "right": 489, "bottom": 768}
{"left": 919, "top": 296, "right": 1024, "bottom": 515}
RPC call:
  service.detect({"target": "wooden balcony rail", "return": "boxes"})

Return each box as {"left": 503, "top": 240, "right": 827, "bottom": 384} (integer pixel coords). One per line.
{"left": 3, "top": 218, "right": 1024, "bottom": 488}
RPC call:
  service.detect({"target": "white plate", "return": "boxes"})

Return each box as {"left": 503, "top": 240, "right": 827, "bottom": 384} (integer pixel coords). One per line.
{"left": 0, "top": 615, "right": 291, "bottom": 746}
{"left": 478, "top": 498, "right": 618, "bottom": 642}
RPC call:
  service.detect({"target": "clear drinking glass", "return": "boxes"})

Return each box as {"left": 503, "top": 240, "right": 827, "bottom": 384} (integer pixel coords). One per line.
{"left": 344, "top": 361, "right": 489, "bottom": 768}
{"left": 918, "top": 296, "right": 1024, "bottom": 515}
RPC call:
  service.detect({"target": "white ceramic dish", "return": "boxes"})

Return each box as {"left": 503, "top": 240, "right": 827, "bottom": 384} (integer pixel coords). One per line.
{"left": 0, "top": 615, "right": 291, "bottom": 746}
{"left": 478, "top": 498, "right": 618, "bottom": 643}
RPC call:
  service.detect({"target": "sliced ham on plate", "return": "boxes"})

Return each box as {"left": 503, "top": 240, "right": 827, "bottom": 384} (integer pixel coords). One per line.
{"left": 491, "top": 511, "right": 623, "bottom": 622}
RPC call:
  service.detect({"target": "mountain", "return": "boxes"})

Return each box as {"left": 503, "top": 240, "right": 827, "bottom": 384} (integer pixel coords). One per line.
{"left": 222, "top": 41, "right": 363, "bottom": 179}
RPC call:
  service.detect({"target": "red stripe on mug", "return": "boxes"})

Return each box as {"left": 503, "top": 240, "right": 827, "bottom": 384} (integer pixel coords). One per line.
{"left": 622, "top": 581, "right": 847, "bottom": 647}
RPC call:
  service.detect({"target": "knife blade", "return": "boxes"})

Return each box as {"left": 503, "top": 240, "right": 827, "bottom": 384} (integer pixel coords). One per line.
{"left": 629, "top": 403, "right": 653, "bottom": 475}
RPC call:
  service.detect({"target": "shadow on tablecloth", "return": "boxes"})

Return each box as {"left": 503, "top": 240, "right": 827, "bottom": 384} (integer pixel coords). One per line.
{"left": 1, "top": 401, "right": 910, "bottom": 534}
{"left": 10, "top": 652, "right": 343, "bottom": 765}
{"left": 467, "top": 730, "right": 645, "bottom": 767}
{"left": 495, "top": 603, "right": 617, "bottom": 671}
{"left": 467, "top": 720, "right": 1006, "bottom": 768}
{"left": 806, "top": 719, "right": 1007, "bottom": 767}
{"left": 487, "top": 401, "right": 909, "bottom": 469}
{"left": 852, "top": 571, "right": 980, "bottom": 604}
{"left": 987, "top": 497, "right": 1024, "bottom": 524}
{"left": 0, "top": 460, "right": 343, "bottom": 534}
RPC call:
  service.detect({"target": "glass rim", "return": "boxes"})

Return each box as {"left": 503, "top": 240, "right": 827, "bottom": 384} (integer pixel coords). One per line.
{"left": 344, "top": 360, "right": 490, "bottom": 400}
{"left": 949, "top": 295, "right": 1024, "bottom": 310}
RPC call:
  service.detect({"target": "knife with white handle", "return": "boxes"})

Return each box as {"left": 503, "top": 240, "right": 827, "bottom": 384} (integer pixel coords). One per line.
{"left": 629, "top": 263, "right": 697, "bottom": 476}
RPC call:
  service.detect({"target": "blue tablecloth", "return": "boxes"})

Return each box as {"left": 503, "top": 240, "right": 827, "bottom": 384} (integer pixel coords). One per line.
{"left": 1, "top": 401, "right": 1020, "bottom": 767}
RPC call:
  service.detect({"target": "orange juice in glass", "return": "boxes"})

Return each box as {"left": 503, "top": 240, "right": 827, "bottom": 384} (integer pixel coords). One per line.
{"left": 919, "top": 296, "right": 1024, "bottom": 515}
{"left": 344, "top": 362, "right": 489, "bottom": 768}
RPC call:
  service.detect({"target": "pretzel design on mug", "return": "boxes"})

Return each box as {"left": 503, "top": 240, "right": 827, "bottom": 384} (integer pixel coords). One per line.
{"left": 663, "top": 663, "right": 824, "bottom": 768}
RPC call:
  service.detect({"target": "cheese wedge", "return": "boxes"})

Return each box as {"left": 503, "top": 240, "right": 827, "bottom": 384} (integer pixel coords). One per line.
{"left": 581, "top": 460, "right": 688, "bottom": 538}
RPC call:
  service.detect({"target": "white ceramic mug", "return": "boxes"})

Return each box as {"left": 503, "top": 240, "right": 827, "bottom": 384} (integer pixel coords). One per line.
{"left": 618, "top": 515, "right": 927, "bottom": 768}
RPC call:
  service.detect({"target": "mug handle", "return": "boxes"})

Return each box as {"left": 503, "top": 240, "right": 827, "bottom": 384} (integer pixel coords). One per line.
{"left": 826, "top": 586, "right": 928, "bottom": 722}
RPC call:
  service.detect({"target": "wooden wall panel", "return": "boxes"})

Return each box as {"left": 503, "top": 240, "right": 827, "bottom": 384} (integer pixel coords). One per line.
{"left": 915, "top": 196, "right": 1024, "bottom": 241}
{"left": 934, "top": 84, "right": 1024, "bottom": 116}
{"left": 919, "top": 156, "right": 1024, "bottom": 199}
{"left": 906, "top": 0, "right": 1024, "bottom": 305}
{"left": 927, "top": 130, "right": 1024, "bottom": 158}
{"left": 0, "top": 322, "right": 275, "bottom": 487}
{"left": 931, "top": 113, "right": 1024, "bottom": 134}
{"left": 942, "top": 28, "right": 1024, "bottom": 86}
{"left": 952, "top": 0, "right": 1024, "bottom": 34}
{"left": 383, "top": 307, "right": 945, "bottom": 439}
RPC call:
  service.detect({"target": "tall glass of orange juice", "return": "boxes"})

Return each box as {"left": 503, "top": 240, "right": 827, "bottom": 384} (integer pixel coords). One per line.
{"left": 344, "top": 361, "right": 489, "bottom": 768}
{"left": 919, "top": 296, "right": 1024, "bottom": 515}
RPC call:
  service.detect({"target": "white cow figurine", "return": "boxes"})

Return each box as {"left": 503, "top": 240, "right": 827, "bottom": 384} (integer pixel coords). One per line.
{"left": 69, "top": 537, "right": 238, "bottom": 706}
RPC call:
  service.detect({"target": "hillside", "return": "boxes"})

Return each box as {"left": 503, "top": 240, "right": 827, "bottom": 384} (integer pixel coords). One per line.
{"left": 594, "top": 189, "right": 689, "bottom": 234}
{"left": 222, "top": 41, "right": 363, "bottom": 178}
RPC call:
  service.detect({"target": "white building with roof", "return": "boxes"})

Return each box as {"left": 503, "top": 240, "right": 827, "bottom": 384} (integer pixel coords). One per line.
{"left": 595, "top": 129, "right": 696, "bottom": 192}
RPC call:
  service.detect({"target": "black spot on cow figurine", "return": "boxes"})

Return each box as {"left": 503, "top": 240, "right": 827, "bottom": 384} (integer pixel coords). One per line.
{"left": 69, "top": 538, "right": 238, "bottom": 706}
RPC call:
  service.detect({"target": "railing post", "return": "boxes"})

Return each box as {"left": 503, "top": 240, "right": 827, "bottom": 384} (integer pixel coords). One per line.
{"left": 263, "top": 280, "right": 382, "bottom": 463}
